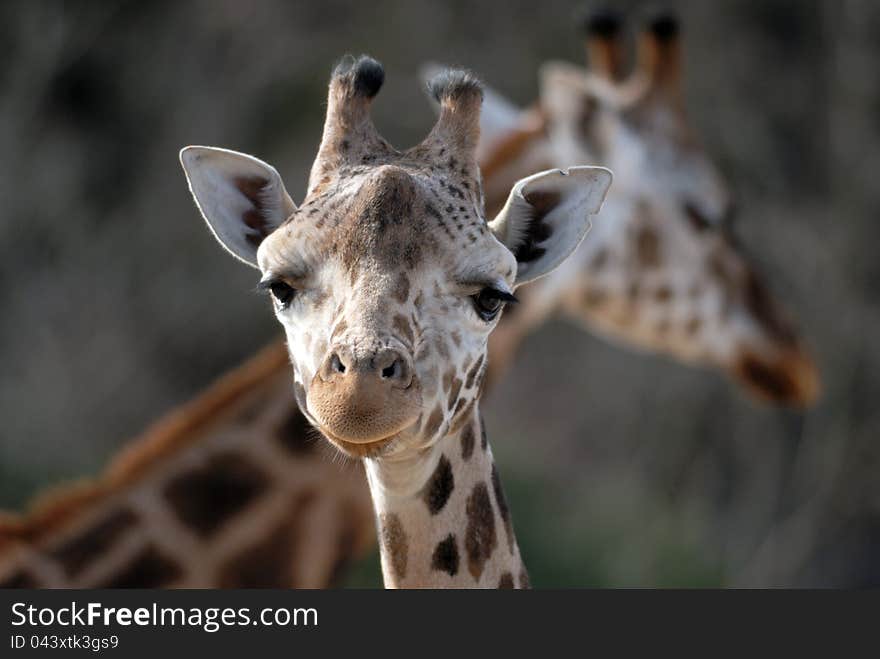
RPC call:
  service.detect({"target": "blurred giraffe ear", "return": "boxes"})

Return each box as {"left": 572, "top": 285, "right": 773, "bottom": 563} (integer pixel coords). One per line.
{"left": 490, "top": 166, "right": 613, "bottom": 286}
{"left": 180, "top": 146, "right": 296, "bottom": 268}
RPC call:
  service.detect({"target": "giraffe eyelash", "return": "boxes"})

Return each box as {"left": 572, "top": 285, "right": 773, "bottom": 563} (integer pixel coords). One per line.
{"left": 472, "top": 287, "right": 517, "bottom": 322}
{"left": 491, "top": 290, "right": 518, "bottom": 304}
{"left": 257, "top": 278, "right": 297, "bottom": 308}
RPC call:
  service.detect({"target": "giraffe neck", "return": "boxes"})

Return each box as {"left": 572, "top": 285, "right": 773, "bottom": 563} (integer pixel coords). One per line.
{"left": 365, "top": 408, "right": 528, "bottom": 589}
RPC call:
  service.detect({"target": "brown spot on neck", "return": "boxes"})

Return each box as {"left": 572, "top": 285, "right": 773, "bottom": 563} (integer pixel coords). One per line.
{"left": 423, "top": 405, "right": 445, "bottom": 438}
{"left": 460, "top": 421, "right": 476, "bottom": 461}
{"left": 448, "top": 401, "right": 472, "bottom": 436}
{"left": 446, "top": 376, "right": 463, "bottom": 412}
{"left": 464, "top": 482, "right": 497, "bottom": 581}
{"left": 163, "top": 453, "right": 269, "bottom": 538}
{"left": 465, "top": 355, "right": 484, "bottom": 390}
{"left": 498, "top": 572, "right": 515, "bottom": 589}
{"left": 431, "top": 534, "right": 460, "bottom": 577}
{"left": 379, "top": 512, "right": 408, "bottom": 584}
{"left": 98, "top": 545, "right": 181, "bottom": 588}
{"left": 421, "top": 455, "right": 454, "bottom": 515}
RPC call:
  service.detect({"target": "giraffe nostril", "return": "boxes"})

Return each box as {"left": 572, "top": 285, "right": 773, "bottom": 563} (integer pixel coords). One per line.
{"left": 374, "top": 349, "right": 413, "bottom": 388}
{"left": 331, "top": 353, "right": 346, "bottom": 374}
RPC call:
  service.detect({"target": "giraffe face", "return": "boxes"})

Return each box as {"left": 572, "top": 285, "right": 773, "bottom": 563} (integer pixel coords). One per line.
{"left": 257, "top": 163, "right": 517, "bottom": 458}
{"left": 181, "top": 57, "right": 612, "bottom": 457}
{"left": 541, "top": 60, "right": 731, "bottom": 220}
{"left": 557, "top": 192, "right": 815, "bottom": 402}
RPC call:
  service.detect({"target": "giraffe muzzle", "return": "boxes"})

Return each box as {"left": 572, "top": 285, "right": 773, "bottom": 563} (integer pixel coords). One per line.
{"left": 307, "top": 345, "right": 422, "bottom": 450}
{"left": 731, "top": 344, "right": 820, "bottom": 407}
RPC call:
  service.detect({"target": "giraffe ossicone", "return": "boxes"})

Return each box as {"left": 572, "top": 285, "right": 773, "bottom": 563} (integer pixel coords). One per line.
{"left": 180, "top": 55, "right": 612, "bottom": 587}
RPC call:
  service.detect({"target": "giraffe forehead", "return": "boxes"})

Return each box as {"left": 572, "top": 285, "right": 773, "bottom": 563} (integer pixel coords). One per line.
{"left": 262, "top": 164, "right": 507, "bottom": 280}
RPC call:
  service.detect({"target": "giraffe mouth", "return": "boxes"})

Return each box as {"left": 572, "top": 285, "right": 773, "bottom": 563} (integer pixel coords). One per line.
{"left": 317, "top": 426, "right": 402, "bottom": 459}
{"left": 306, "top": 372, "right": 422, "bottom": 457}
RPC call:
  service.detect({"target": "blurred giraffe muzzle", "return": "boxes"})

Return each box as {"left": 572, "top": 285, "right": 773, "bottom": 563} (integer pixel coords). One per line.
{"left": 732, "top": 344, "right": 820, "bottom": 407}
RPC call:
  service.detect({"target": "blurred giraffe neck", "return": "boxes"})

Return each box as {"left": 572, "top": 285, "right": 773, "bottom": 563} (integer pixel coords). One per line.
{"left": 367, "top": 408, "right": 528, "bottom": 589}
{"left": 0, "top": 341, "right": 374, "bottom": 588}
{"left": 0, "top": 318, "right": 526, "bottom": 590}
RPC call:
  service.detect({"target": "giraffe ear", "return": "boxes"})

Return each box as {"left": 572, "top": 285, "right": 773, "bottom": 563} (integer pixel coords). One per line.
{"left": 489, "top": 166, "right": 612, "bottom": 286}
{"left": 180, "top": 146, "right": 296, "bottom": 268}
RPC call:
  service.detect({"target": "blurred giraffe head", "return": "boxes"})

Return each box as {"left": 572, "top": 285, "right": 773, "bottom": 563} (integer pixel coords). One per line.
{"left": 469, "top": 9, "right": 819, "bottom": 406}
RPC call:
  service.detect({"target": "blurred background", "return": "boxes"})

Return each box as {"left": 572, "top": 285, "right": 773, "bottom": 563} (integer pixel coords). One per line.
{"left": 1, "top": 0, "right": 878, "bottom": 587}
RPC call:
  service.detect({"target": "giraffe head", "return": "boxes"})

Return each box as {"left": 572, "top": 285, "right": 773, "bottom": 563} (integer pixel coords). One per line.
{"left": 482, "top": 11, "right": 819, "bottom": 405}
{"left": 181, "top": 56, "right": 612, "bottom": 459}
{"left": 543, "top": 11, "right": 729, "bottom": 214}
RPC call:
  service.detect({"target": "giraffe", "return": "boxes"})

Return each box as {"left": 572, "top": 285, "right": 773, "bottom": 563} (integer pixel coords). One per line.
{"left": 0, "top": 13, "right": 820, "bottom": 590}
{"left": 0, "top": 13, "right": 819, "bottom": 589}
{"left": 473, "top": 10, "right": 820, "bottom": 405}
{"left": 179, "top": 55, "right": 612, "bottom": 588}
{"left": 0, "top": 342, "right": 375, "bottom": 588}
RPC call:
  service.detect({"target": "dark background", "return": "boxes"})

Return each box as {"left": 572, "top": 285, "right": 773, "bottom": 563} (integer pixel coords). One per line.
{"left": 1, "top": 0, "right": 878, "bottom": 586}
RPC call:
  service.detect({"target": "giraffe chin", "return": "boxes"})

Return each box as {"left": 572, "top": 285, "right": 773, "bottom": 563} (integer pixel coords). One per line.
{"left": 316, "top": 426, "right": 404, "bottom": 459}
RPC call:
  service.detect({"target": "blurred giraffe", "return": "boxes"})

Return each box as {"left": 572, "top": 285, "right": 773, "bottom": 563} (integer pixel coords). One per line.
{"left": 475, "top": 9, "right": 819, "bottom": 405}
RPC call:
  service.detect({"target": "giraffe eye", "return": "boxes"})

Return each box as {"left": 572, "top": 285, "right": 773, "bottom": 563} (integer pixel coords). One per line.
{"left": 472, "top": 288, "right": 517, "bottom": 322}
{"left": 268, "top": 281, "right": 296, "bottom": 308}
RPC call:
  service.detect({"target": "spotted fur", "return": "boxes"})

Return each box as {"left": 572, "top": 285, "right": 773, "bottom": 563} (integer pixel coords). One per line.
{"left": 181, "top": 56, "right": 612, "bottom": 589}
{"left": 478, "top": 12, "right": 819, "bottom": 406}
{"left": 422, "top": 455, "right": 454, "bottom": 515}
{"left": 379, "top": 513, "right": 408, "bottom": 583}
{"left": 431, "top": 534, "right": 460, "bottom": 577}
{"left": 464, "top": 482, "right": 498, "bottom": 581}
